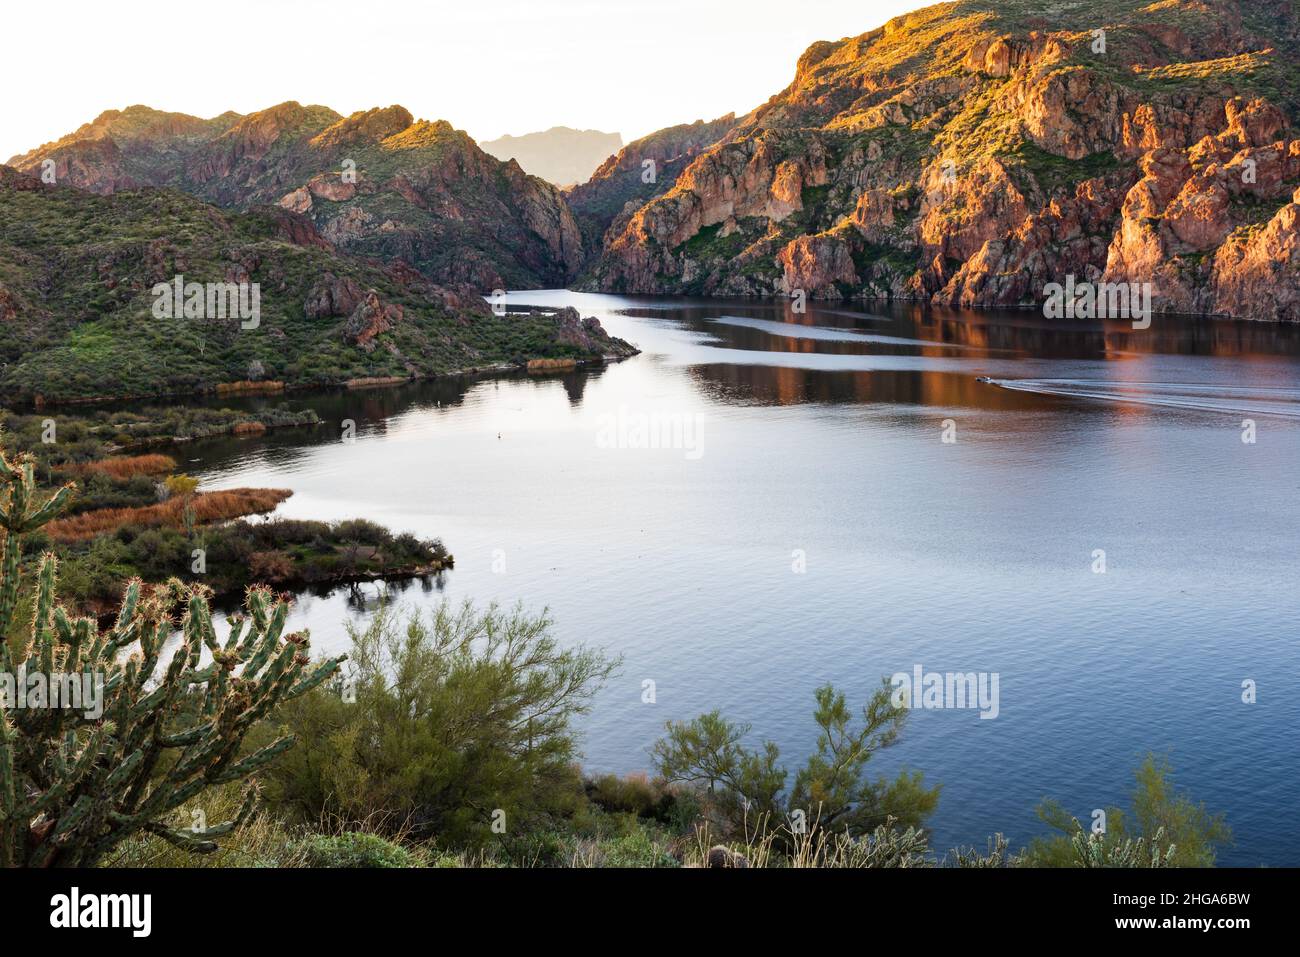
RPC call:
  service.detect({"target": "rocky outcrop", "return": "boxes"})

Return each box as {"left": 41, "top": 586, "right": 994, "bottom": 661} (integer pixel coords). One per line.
{"left": 581, "top": 0, "right": 1300, "bottom": 320}
{"left": 778, "top": 233, "right": 857, "bottom": 297}
{"left": 258, "top": 206, "right": 333, "bottom": 249}
{"left": 1209, "top": 186, "right": 1300, "bottom": 320}
{"left": 1102, "top": 104, "right": 1300, "bottom": 316}
{"left": 550, "top": 306, "right": 627, "bottom": 353}
{"left": 343, "top": 291, "right": 403, "bottom": 351}
{"left": 305, "top": 274, "right": 365, "bottom": 320}
{"left": 310, "top": 105, "right": 414, "bottom": 149}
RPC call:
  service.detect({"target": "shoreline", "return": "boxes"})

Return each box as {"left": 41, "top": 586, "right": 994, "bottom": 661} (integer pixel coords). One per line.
{"left": 16, "top": 351, "right": 635, "bottom": 412}
{"left": 570, "top": 286, "right": 1299, "bottom": 324}
{"left": 86, "top": 558, "right": 455, "bottom": 625}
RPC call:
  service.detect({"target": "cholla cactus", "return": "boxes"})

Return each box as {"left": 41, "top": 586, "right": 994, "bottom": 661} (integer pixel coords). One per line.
{"left": 0, "top": 449, "right": 345, "bottom": 866}
{"left": 1070, "top": 821, "right": 1176, "bottom": 868}
{"left": 838, "top": 823, "right": 934, "bottom": 868}
{"left": 948, "top": 833, "right": 1016, "bottom": 868}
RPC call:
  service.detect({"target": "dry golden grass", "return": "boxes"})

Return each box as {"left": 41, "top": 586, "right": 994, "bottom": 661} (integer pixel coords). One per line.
{"left": 64, "top": 454, "right": 178, "bottom": 480}
{"left": 47, "top": 488, "right": 292, "bottom": 541}
{"left": 526, "top": 358, "right": 578, "bottom": 373}
{"left": 214, "top": 380, "right": 285, "bottom": 395}
{"left": 676, "top": 812, "right": 941, "bottom": 868}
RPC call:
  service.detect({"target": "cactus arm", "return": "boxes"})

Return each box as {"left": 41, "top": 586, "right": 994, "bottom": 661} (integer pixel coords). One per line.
{"left": 0, "top": 446, "right": 352, "bottom": 865}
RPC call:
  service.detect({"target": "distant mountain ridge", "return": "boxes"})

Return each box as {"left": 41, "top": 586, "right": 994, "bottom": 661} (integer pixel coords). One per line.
{"left": 480, "top": 127, "right": 623, "bottom": 188}
{"left": 9, "top": 102, "right": 582, "bottom": 290}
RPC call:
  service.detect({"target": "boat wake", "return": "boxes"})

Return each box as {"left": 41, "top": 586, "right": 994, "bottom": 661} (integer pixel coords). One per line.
{"left": 982, "top": 378, "right": 1300, "bottom": 418}
{"left": 710, "top": 315, "right": 980, "bottom": 349}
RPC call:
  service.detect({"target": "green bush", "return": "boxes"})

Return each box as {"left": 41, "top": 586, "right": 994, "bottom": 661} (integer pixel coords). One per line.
{"left": 651, "top": 682, "right": 939, "bottom": 844}
{"left": 600, "top": 828, "right": 680, "bottom": 868}
{"left": 1023, "top": 754, "right": 1232, "bottom": 867}
{"left": 586, "top": 772, "right": 677, "bottom": 821}
{"left": 296, "top": 832, "right": 421, "bottom": 869}
{"left": 261, "top": 601, "right": 620, "bottom": 850}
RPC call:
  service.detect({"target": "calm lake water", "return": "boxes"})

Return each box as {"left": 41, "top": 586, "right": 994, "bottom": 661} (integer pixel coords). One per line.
{"left": 183, "top": 291, "right": 1300, "bottom": 865}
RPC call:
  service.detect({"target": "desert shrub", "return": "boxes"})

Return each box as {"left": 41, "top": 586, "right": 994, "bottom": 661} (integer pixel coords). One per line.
{"left": 251, "top": 519, "right": 321, "bottom": 547}
{"left": 1023, "top": 754, "right": 1231, "bottom": 867}
{"left": 586, "top": 772, "right": 677, "bottom": 821}
{"left": 333, "top": 519, "right": 390, "bottom": 547}
{"left": 651, "top": 682, "right": 939, "bottom": 843}
{"left": 64, "top": 472, "right": 159, "bottom": 514}
{"left": 260, "top": 601, "right": 619, "bottom": 849}
{"left": 296, "top": 832, "right": 421, "bottom": 869}
{"left": 395, "top": 531, "right": 447, "bottom": 564}
{"left": 249, "top": 550, "right": 295, "bottom": 584}
{"left": 162, "top": 473, "right": 200, "bottom": 498}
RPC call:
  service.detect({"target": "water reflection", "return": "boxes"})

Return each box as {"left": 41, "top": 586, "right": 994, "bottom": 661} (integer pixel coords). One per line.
{"left": 172, "top": 291, "right": 1300, "bottom": 867}
{"left": 177, "top": 294, "right": 1300, "bottom": 455}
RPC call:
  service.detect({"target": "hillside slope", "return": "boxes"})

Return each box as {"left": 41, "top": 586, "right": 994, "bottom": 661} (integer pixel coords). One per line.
{"left": 0, "top": 166, "right": 633, "bottom": 404}
{"left": 8, "top": 103, "right": 582, "bottom": 290}
{"left": 580, "top": 0, "right": 1300, "bottom": 320}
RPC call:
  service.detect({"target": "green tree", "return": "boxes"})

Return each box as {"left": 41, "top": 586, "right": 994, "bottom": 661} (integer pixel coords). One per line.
{"left": 1024, "top": 754, "right": 1231, "bottom": 867}
{"left": 651, "top": 680, "right": 939, "bottom": 842}
{"left": 262, "top": 601, "right": 620, "bottom": 849}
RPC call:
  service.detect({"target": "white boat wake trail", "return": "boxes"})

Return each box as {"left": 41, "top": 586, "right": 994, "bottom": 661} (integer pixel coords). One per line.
{"left": 985, "top": 378, "right": 1300, "bottom": 418}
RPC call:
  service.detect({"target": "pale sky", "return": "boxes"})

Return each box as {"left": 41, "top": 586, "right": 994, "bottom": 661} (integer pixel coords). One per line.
{"left": 1, "top": 0, "right": 918, "bottom": 162}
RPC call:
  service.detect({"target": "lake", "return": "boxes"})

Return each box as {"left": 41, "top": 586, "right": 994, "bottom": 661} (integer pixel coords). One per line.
{"left": 182, "top": 291, "right": 1300, "bottom": 865}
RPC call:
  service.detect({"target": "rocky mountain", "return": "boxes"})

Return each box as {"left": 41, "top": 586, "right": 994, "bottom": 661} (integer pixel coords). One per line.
{"left": 0, "top": 165, "right": 634, "bottom": 404}
{"left": 8, "top": 103, "right": 582, "bottom": 290}
{"left": 566, "top": 115, "right": 736, "bottom": 251}
{"left": 481, "top": 127, "right": 623, "bottom": 188}
{"left": 579, "top": 0, "right": 1300, "bottom": 321}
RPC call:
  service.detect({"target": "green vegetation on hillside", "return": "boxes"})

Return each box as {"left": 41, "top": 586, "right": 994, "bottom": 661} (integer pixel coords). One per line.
{"left": 0, "top": 171, "right": 630, "bottom": 403}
